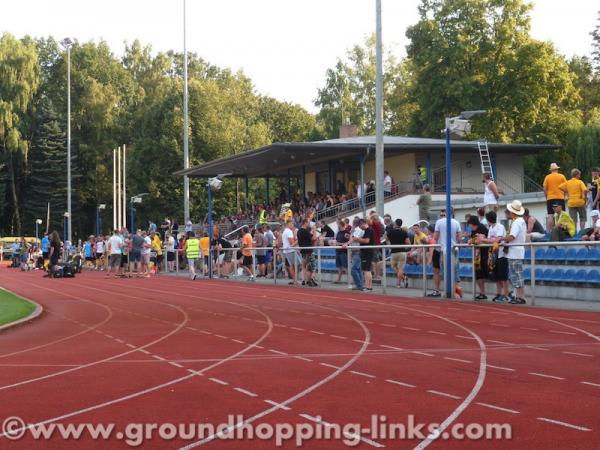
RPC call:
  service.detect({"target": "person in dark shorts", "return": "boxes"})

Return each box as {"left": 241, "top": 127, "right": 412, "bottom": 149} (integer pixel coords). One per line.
{"left": 297, "top": 219, "right": 317, "bottom": 286}
{"left": 47, "top": 231, "right": 62, "bottom": 277}
{"left": 480, "top": 211, "right": 509, "bottom": 302}
{"left": 254, "top": 226, "right": 266, "bottom": 277}
{"left": 334, "top": 220, "right": 349, "bottom": 283}
{"left": 355, "top": 218, "right": 374, "bottom": 291}
{"left": 129, "top": 229, "right": 145, "bottom": 276}
{"left": 240, "top": 226, "right": 255, "bottom": 281}
{"left": 468, "top": 216, "right": 489, "bottom": 300}
{"left": 387, "top": 219, "right": 411, "bottom": 288}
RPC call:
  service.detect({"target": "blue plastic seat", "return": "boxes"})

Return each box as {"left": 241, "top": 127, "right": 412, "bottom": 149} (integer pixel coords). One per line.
{"left": 535, "top": 268, "right": 544, "bottom": 281}
{"left": 550, "top": 269, "right": 566, "bottom": 282}
{"left": 573, "top": 269, "right": 588, "bottom": 283}
{"left": 589, "top": 248, "right": 600, "bottom": 262}
{"left": 563, "top": 269, "right": 576, "bottom": 282}
{"left": 459, "top": 265, "right": 472, "bottom": 278}
{"left": 426, "top": 264, "right": 434, "bottom": 276}
{"left": 575, "top": 248, "right": 588, "bottom": 262}
{"left": 458, "top": 248, "right": 472, "bottom": 260}
{"left": 523, "top": 268, "right": 531, "bottom": 281}
{"left": 545, "top": 248, "right": 557, "bottom": 261}
{"left": 524, "top": 248, "right": 531, "bottom": 261}
{"left": 589, "top": 269, "right": 600, "bottom": 284}
{"left": 534, "top": 248, "right": 546, "bottom": 261}
{"left": 540, "top": 268, "right": 554, "bottom": 282}
{"left": 563, "top": 248, "right": 577, "bottom": 262}
{"left": 320, "top": 248, "right": 336, "bottom": 257}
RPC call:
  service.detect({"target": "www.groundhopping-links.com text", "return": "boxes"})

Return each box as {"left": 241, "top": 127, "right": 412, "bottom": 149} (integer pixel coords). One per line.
{"left": 2, "top": 414, "right": 512, "bottom": 447}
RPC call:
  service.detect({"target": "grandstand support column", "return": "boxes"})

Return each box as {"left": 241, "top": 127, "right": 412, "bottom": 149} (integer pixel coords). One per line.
{"left": 244, "top": 176, "right": 249, "bottom": 210}
{"left": 374, "top": 0, "right": 385, "bottom": 217}
{"left": 426, "top": 152, "right": 432, "bottom": 186}
{"left": 360, "top": 154, "right": 366, "bottom": 218}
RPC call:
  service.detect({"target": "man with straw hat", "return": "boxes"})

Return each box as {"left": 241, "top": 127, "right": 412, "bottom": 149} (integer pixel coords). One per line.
{"left": 543, "top": 163, "right": 567, "bottom": 232}
{"left": 502, "top": 200, "right": 527, "bottom": 304}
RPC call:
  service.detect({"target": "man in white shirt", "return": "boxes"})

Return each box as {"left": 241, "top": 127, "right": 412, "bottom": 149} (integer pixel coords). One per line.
{"left": 503, "top": 200, "right": 527, "bottom": 304}
{"left": 281, "top": 220, "right": 299, "bottom": 285}
{"left": 433, "top": 209, "right": 463, "bottom": 298}
{"left": 106, "top": 230, "right": 123, "bottom": 278}
{"left": 480, "top": 211, "right": 509, "bottom": 302}
{"left": 141, "top": 231, "right": 152, "bottom": 277}
{"left": 582, "top": 210, "right": 600, "bottom": 241}
{"left": 384, "top": 170, "right": 393, "bottom": 196}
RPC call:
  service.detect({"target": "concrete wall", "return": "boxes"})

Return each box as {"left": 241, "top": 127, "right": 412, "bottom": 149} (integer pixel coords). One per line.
{"left": 305, "top": 171, "right": 316, "bottom": 194}
{"left": 364, "top": 153, "right": 416, "bottom": 184}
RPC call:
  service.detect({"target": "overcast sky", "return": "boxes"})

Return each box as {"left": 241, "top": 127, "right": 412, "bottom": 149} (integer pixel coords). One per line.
{"left": 2, "top": 1, "right": 598, "bottom": 112}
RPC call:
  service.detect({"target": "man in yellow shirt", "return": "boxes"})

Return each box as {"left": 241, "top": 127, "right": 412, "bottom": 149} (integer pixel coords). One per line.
{"left": 559, "top": 168, "right": 588, "bottom": 232}
{"left": 150, "top": 231, "right": 163, "bottom": 274}
{"left": 543, "top": 163, "right": 567, "bottom": 232}
{"left": 551, "top": 202, "right": 575, "bottom": 241}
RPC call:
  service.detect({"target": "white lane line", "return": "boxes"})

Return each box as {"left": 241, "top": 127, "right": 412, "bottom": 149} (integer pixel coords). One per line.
{"left": 273, "top": 324, "right": 287, "bottom": 328}
{"left": 465, "top": 320, "right": 481, "bottom": 324}
{"left": 104, "top": 334, "right": 114, "bottom": 339}
{"left": 520, "top": 327, "right": 539, "bottom": 331}
{"left": 412, "top": 351, "right": 435, "bottom": 357}
{"left": 549, "top": 330, "right": 577, "bottom": 335}
{"left": 151, "top": 355, "right": 166, "bottom": 361}
{"left": 309, "top": 330, "right": 325, "bottom": 335}
{"left": 476, "top": 402, "right": 520, "bottom": 414}
{"left": 529, "top": 372, "right": 565, "bottom": 380}
{"left": 402, "top": 327, "right": 421, "bottom": 331}
{"left": 231, "top": 339, "right": 245, "bottom": 344}
{"left": 427, "top": 390, "right": 461, "bottom": 400}
{"left": 197, "top": 330, "right": 212, "bottom": 335}
{"left": 320, "top": 363, "right": 341, "bottom": 369}
{"left": 563, "top": 352, "right": 593, "bottom": 357}
{"left": 537, "top": 417, "right": 591, "bottom": 431}
{"left": 330, "top": 335, "right": 347, "bottom": 340}
{"left": 427, "top": 331, "right": 447, "bottom": 336}
{"left": 380, "top": 323, "right": 396, "bottom": 328}
{"left": 486, "top": 364, "right": 515, "bottom": 372}
{"left": 385, "top": 379, "right": 416, "bottom": 388}
{"left": 290, "top": 327, "right": 305, "bottom": 331}
{"left": 379, "top": 344, "right": 403, "bottom": 351}
{"left": 526, "top": 346, "right": 550, "bottom": 352}
{"left": 444, "top": 357, "right": 472, "bottom": 364}
{"left": 114, "top": 338, "right": 126, "bottom": 344}
{"left": 264, "top": 400, "right": 291, "bottom": 411}
{"left": 214, "top": 334, "right": 228, "bottom": 340}
{"left": 581, "top": 381, "right": 600, "bottom": 388}
{"left": 350, "top": 370, "right": 376, "bottom": 379}
{"left": 209, "top": 378, "right": 228, "bottom": 386}
{"left": 456, "top": 335, "right": 475, "bottom": 340}
{"left": 294, "top": 356, "right": 313, "bottom": 362}
{"left": 268, "top": 349, "right": 288, "bottom": 356}
{"left": 138, "top": 349, "right": 151, "bottom": 355}
{"left": 169, "top": 362, "right": 184, "bottom": 369}
{"left": 125, "top": 343, "right": 137, "bottom": 349}
{"left": 354, "top": 339, "right": 368, "bottom": 344}
{"left": 299, "top": 413, "right": 321, "bottom": 422}
{"left": 490, "top": 323, "right": 510, "bottom": 328}
{"left": 253, "top": 345, "right": 264, "bottom": 349}
{"left": 488, "top": 339, "right": 514, "bottom": 345}
{"left": 489, "top": 311, "right": 509, "bottom": 315}
{"left": 234, "top": 387, "right": 258, "bottom": 398}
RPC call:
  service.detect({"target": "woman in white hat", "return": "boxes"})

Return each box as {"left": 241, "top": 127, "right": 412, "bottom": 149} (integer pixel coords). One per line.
{"left": 502, "top": 200, "right": 527, "bottom": 304}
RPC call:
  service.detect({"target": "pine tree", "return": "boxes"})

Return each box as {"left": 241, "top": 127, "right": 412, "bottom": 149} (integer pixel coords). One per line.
{"left": 23, "top": 95, "right": 68, "bottom": 236}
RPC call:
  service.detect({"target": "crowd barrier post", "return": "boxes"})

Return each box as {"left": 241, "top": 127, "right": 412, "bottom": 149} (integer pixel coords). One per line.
{"left": 317, "top": 248, "right": 322, "bottom": 286}
{"left": 471, "top": 244, "right": 476, "bottom": 300}
{"left": 530, "top": 243, "right": 536, "bottom": 306}
{"left": 421, "top": 246, "right": 427, "bottom": 297}
{"left": 381, "top": 250, "right": 387, "bottom": 294}
{"left": 252, "top": 248, "right": 257, "bottom": 278}
{"left": 346, "top": 246, "right": 352, "bottom": 290}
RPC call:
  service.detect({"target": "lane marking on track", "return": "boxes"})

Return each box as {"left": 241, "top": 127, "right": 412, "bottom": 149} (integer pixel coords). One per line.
{"left": 234, "top": 387, "right": 258, "bottom": 397}
{"left": 520, "top": 327, "right": 539, "bottom": 331}
{"left": 490, "top": 323, "right": 510, "bottom": 328}
{"left": 299, "top": 413, "right": 321, "bottom": 422}
{"left": 231, "top": 339, "right": 245, "bottom": 344}
{"left": 444, "top": 357, "right": 472, "bottom": 364}
{"left": 330, "top": 335, "right": 347, "bottom": 340}
{"left": 563, "top": 352, "right": 593, "bottom": 357}
{"left": 402, "top": 326, "right": 421, "bottom": 331}
{"left": 319, "top": 363, "right": 341, "bottom": 369}
{"left": 209, "top": 378, "right": 228, "bottom": 386}
{"left": 427, "top": 331, "right": 447, "bottom": 336}
{"left": 309, "top": 330, "right": 325, "bottom": 335}
{"left": 528, "top": 372, "right": 565, "bottom": 380}
{"left": 549, "top": 330, "right": 577, "bottom": 336}
{"left": 169, "top": 362, "right": 184, "bottom": 369}
{"left": 488, "top": 339, "right": 514, "bottom": 345}
{"left": 412, "top": 351, "right": 435, "bottom": 357}
{"left": 138, "top": 349, "right": 151, "bottom": 355}
{"left": 125, "top": 343, "right": 137, "bottom": 349}
{"left": 294, "top": 356, "right": 313, "bottom": 362}
{"left": 427, "top": 390, "right": 461, "bottom": 400}
{"left": 214, "top": 334, "right": 228, "bottom": 340}
{"left": 486, "top": 364, "right": 515, "bottom": 372}
{"left": 385, "top": 379, "right": 416, "bottom": 388}
{"left": 354, "top": 339, "right": 368, "bottom": 344}
{"left": 537, "top": 417, "right": 591, "bottom": 431}
{"left": 290, "top": 327, "right": 305, "bottom": 331}
{"left": 350, "top": 370, "right": 376, "bottom": 379}
{"left": 455, "top": 335, "right": 475, "bottom": 340}
{"left": 264, "top": 400, "right": 291, "bottom": 411}
{"left": 151, "top": 355, "right": 166, "bottom": 361}
{"left": 268, "top": 349, "right": 288, "bottom": 356}
{"left": 475, "top": 402, "right": 519, "bottom": 414}
{"left": 379, "top": 345, "right": 403, "bottom": 351}
{"left": 581, "top": 381, "right": 600, "bottom": 388}
{"left": 465, "top": 320, "right": 480, "bottom": 324}
{"left": 526, "top": 346, "right": 550, "bottom": 351}
{"left": 380, "top": 324, "right": 396, "bottom": 328}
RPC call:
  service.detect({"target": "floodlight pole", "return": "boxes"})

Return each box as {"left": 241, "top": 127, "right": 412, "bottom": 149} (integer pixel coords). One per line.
{"left": 444, "top": 127, "right": 453, "bottom": 299}
{"left": 67, "top": 43, "right": 72, "bottom": 243}
{"left": 183, "top": 0, "right": 190, "bottom": 224}
{"left": 375, "top": 0, "right": 384, "bottom": 216}
{"left": 207, "top": 182, "right": 213, "bottom": 279}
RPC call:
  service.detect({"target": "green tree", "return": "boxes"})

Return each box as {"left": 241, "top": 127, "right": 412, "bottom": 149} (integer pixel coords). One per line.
{"left": 406, "top": 0, "right": 581, "bottom": 144}
{"left": 0, "top": 33, "right": 40, "bottom": 234}
{"left": 592, "top": 11, "right": 600, "bottom": 71}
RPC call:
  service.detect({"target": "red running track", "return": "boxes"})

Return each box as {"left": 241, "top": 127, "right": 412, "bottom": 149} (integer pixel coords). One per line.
{"left": 0, "top": 268, "right": 599, "bottom": 449}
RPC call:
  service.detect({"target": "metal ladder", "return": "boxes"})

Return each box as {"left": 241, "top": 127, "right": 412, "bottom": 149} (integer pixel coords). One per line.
{"left": 477, "top": 140, "right": 493, "bottom": 179}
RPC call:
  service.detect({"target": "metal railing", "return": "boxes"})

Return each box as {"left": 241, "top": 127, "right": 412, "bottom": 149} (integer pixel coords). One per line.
{"left": 163, "top": 240, "right": 600, "bottom": 306}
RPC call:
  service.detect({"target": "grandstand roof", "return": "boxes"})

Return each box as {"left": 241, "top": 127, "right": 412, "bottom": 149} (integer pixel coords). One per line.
{"left": 176, "top": 135, "right": 559, "bottom": 178}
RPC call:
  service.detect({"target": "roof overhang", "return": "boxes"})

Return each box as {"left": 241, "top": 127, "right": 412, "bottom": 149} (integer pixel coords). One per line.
{"left": 175, "top": 136, "right": 560, "bottom": 178}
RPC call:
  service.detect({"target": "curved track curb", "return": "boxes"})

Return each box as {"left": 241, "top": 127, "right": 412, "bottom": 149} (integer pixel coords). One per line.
{"left": 0, "top": 288, "right": 43, "bottom": 332}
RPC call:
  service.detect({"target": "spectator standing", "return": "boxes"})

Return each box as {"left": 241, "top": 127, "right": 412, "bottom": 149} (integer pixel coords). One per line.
{"left": 281, "top": 220, "right": 298, "bottom": 285}
{"left": 184, "top": 232, "right": 200, "bottom": 280}
{"left": 254, "top": 226, "right": 267, "bottom": 277}
{"left": 543, "top": 163, "right": 567, "bottom": 232}
{"left": 129, "top": 229, "right": 145, "bottom": 276}
{"left": 384, "top": 170, "right": 393, "bottom": 197}
{"left": 106, "top": 229, "right": 123, "bottom": 278}
{"left": 347, "top": 218, "right": 364, "bottom": 290}
{"left": 416, "top": 185, "right": 432, "bottom": 221}
{"left": 141, "top": 231, "right": 152, "bottom": 277}
{"left": 480, "top": 211, "right": 509, "bottom": 302}
{"left": 334, "top": 219, "right": 349, "bottom": 284}
{"left": 357, "top": 218, "right": 375, "bottom": 292}
{"left": 559, "top": 168, "right": 588, "bottom": 232}
{"left": 467, "top": 216, "right": 489, "bottom": 300}
{"left": 48, "top": 231, "right": 62, "bottom": 275}
{"left": 164, "top": 232, "right": 176, "bottom": 272}
{"left": 551, "top": 202, "right": 575, "bottom": 241}
{"left": 200, "top": 232, "right": 210, "bottom": 276}
{"left": 241, "top": 226, "right": 255, "bottom": 281}
{"left": 95, "top": 235, "right": 106, "bottom": 271}
{"left": 482, "top": 173, "right": 499, "bottom": 211}
{"left": 263, "top": 225, "right": 275, "bottom": 276}
{"left": 433, "top": 209, "right": 463, "bottom": 298}
{"left": 590, "top": 167, "right": 600, "bottom": 210}
{"left": 41, "top": 233, "right": 50, "bottom": 262}
{"left": 297, "top": 219, "right": 317, "bottom": 286}
{"left": 387, "top": 219, "right": 410, "bottom": 288}
{"left": 503, "top": 200, "right": 527, "bottom": 304}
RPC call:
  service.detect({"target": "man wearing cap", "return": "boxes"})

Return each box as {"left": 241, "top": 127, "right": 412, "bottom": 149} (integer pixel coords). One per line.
{"left": 582, "top": 210, "right": 600, "bottom": 241}
{"left": 551, "top": 202, "right": 575, "bottom": 242}
{"left": 543, "top": 163, "right": 567, "bottom": 232}
{"left": 503, "top": 200, "right": 527, "bottom": 304}
{"left": 559, "top": 168, "right": 588, "bottom": 232}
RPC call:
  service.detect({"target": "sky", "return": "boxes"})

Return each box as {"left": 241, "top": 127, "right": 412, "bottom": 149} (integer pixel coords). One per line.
{"left": 2, "top": 0, "right": 598, "bottom": 113}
